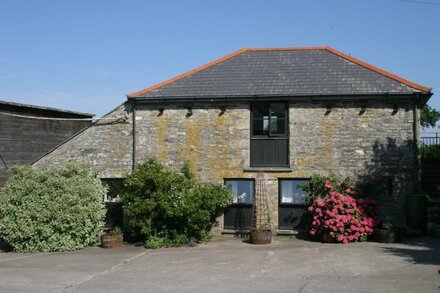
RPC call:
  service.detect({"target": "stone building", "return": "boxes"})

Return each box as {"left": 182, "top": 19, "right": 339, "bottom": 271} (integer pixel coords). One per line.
{"left": 34, "top": 47, "right": 432, "bottom": 233}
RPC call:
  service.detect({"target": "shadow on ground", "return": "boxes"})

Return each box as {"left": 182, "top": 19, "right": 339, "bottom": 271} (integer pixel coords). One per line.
{"left": 380, "top": 237, "right": 440, "bottom": 266}
{"left": 0, "top": 239, "right": 12, "bottom": 252}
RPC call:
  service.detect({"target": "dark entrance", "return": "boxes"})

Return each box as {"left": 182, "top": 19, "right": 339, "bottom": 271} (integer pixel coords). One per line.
{"left": 278, "top": 179, "right": 310, "bottom": 231}
{"left": 223, "top": 179, "right": 254, "bottom": 231}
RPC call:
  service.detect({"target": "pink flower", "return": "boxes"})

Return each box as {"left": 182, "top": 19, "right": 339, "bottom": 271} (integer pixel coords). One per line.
{"left": 324, "top": 180, "right": 334, "bottom": 189}
{"left": 308, "top": 187, "right": 379, "bottom": 244}
{"left": 345, "top": 188, "right": 357, "bottom": 195}
{"left": 300, "top": 194, "right": 306, "bottom": 199}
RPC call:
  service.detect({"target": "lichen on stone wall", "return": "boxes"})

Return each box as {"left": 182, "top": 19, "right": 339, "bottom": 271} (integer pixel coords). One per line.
{"left": 33, "top": 99, "right": 419, "bottom": 231}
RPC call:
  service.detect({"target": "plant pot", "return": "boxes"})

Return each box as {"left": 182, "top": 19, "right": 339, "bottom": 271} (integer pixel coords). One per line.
{"left": 374, "top": 228, "right": 400, "bottom": 243}
{"left": 249, "top": 230, "right": 272, "bottom": 245}
{"left": 101, "top": 234, "right": 123, "bottom": 248}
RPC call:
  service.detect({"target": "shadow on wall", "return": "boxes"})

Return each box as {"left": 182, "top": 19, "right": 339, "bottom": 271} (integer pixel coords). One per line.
{"left": 363, "top": 137, "right": 415, "bottom": 182}
{"left": 380, "top": 237, "right": 440, "bottom": 266}
{"left": 359, "top": 138, "right": 416, "bottom": 225}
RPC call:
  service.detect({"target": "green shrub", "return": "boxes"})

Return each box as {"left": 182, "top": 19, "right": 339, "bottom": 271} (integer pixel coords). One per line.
{"left": 145, "top": 234, "right": 188, "bottom": 249}
{"left": 0, "top": 163, "right": 106, "bottom": 252}
{"left": 299, "top": 174, "right": 354, "bottom": 205}
{"left": 300, "top": 174, "right": 389, "bottom": 204}
{"left": 122, "top": 158, "right": 232, "bottom": 248}
{"left": 421, "top": 144, "right": 440, "bottom": 160}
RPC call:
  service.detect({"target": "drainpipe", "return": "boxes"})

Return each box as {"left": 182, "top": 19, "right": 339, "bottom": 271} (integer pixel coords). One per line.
{"left": 131, "top": 99, "right": 136, "bottom": 171}
{"left": 413, "top": 95, "right": 421, "bottom": 193}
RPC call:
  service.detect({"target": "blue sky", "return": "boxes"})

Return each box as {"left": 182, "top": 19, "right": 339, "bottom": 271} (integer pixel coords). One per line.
{"left": 0, "top": 0, "right": 439, "bottom": 117}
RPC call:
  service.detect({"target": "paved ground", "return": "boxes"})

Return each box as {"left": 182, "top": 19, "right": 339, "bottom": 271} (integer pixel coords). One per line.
{"left": 0, "top": 236, "right": 439, "bottom": 293}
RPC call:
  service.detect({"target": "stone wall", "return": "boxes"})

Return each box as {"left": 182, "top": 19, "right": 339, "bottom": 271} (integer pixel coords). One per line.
{"left": 34, "top": 99, "right": 419, "bottom": 231}
{"left": 290, "top": 102, "right": 417, "bottom": 226}
{"left": 34, "top": 103, "right": 133, "bottom": 178}
{"left": 135, "top": 100, "right": 417, "bottom": 230}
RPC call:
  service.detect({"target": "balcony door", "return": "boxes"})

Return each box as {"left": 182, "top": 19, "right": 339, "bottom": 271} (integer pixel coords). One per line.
{"left": 250, "top": 102, "right": 289, "bottom": 167}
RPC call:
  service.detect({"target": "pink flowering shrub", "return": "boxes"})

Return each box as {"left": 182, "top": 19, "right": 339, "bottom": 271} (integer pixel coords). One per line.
{"left": 300, "top": 175, "right": 354, "bottom": 205}
{"left": 304, "top": 176, "right": 379, "bottom": 244}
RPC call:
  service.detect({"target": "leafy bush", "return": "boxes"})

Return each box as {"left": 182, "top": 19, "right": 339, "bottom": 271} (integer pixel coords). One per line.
{"left": 304, "top": 175, "right": 379, "bottom": 244}
{"left": 0, "top": 163, "right": 106, "bottom": 252}
{"left": 421, "top": 144, "right": 440, "bottom": 160}
{"left": 299, "top": 174, "right": 354, "bottom": 205}
{"left": 421, "top": 104, "right": 440, "bottom": 128}
{"left": 122, "top": 158, "right": 232, "bottom": 248}
{"left": 145, "top": 234, "right": 189, "bottom": 249}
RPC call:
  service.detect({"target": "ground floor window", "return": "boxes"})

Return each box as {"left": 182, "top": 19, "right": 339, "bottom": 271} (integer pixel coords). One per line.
{"left": 223, "top": 179, "right": 254, "bottom": 230}
{"left": 101, "top": 178, "right": 124, "bottom": 229}
{"left": 278, "top": 178, "right": 311, "bottom": 231}
{"left": 225, "top": 179, "right": 254, "bottom": 204}
{"left": 102, "top": 178, "right": 124, "bottom": 203}
{"left": 279, "top": 179, "right": 309, "bottom": 204}
{"left": 222, "top": 178, "right": 312, "bottom": 232}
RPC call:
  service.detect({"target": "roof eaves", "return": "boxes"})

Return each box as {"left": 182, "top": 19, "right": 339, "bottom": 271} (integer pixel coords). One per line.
{"left": 0, "top": 99, "right": 94, "bottom": 117}
{"left": 133, "top": 92, "right": 420, "bottom": 101}
{"left": 324, "top": 47, "right": 432, "bottom": 93}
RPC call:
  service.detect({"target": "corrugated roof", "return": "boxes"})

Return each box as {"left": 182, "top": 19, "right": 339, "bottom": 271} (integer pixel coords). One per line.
{"left": 128, "top": 47, "right": 431, "bottom": 99}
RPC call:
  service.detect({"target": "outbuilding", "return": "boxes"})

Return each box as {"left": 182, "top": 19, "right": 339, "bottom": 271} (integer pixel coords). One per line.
{"left": 33, "top": 47, "right": 432, "bottom": 233}
{"left": 0, "top": 100, "right": 93, "bottom": 186}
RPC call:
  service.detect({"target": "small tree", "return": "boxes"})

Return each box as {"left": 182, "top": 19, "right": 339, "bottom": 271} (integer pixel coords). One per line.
{"left": 421, "top": 104, "right": 440, "bottom": 128}
{"left": 0, "top": 163, "right": 106, "bottom": 252}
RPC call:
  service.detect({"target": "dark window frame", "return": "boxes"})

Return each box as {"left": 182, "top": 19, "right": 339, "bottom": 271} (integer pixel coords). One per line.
{"left": 101, "top": 178, "right": 125, "bottom": 203}
{"left": 250, "top": 102, "right": 290, "bottom": 167}
{"left": 224, "top": 178, "right": 255, "bottom": 207}
{"left": 250, "top": 102, "right": 289, "bottom": 138}
{"left": 278, "top": 178, "right": 310, "bottom": 207}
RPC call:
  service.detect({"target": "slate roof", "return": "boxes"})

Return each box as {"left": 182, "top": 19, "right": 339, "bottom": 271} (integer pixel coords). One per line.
{"left": 128, "top": 47, "right": 431, "bottom": 100}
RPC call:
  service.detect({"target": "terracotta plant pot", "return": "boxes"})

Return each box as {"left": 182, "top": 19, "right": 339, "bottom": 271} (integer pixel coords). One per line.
{"left": 374, "top": 228, "right": 400, "bottom": 243}
{"left": 250, "top": 230, "right": 272, "bottom": 245}
{"left": 101, "top": 234, "right": 123, "bottom": 248}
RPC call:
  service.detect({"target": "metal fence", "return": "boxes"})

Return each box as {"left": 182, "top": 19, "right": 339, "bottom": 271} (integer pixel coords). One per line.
{"left": 421, "top": 132, "right": 440, "bottom": 159}
{"left": 421, "top": 132, "right": 440, "bottom": 146}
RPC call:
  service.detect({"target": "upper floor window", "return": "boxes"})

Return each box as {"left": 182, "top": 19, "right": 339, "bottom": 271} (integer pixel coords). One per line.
{"left": 250, "top": 102, "right": 289, "bottom": 167}
{"left": 252, "top": 103, "right": 287, "bottom": 137}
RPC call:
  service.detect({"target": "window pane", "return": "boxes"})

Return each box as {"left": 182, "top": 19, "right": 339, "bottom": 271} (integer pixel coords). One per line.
{"left": 270, "top": 118, "right": 286, "bottom": 135}
{"left": 253, "top": 103, "right": 269, "bottom": 119}
{"left": 253, "top": 118, "right": 269, "bottom": 136}
{"left": 270, "top": 103, "right": 286, "bottom": 119}
{"left": 280, "top": 179, "right": 309, "bottom": 204}
{"left": 225, "top": 180, "right": 254, "bottom": 204}
{"left": 102, "top": 179, "right": 124, "bottom": 202}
